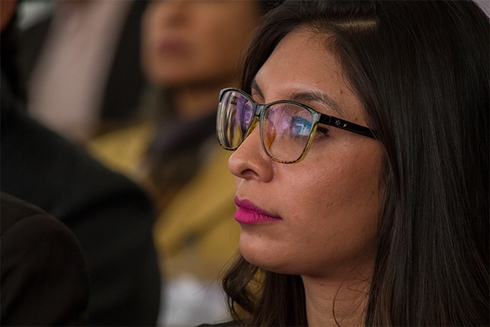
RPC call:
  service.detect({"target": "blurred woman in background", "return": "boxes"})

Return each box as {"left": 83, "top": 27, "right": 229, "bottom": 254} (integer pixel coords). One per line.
{"left": 89, "top": 1, "right": 280, "bottom": 324}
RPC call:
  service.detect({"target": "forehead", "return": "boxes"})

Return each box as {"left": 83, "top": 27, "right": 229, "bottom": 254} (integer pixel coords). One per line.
{"left": 253, "top": 27, "right": 363, "bottom": 119}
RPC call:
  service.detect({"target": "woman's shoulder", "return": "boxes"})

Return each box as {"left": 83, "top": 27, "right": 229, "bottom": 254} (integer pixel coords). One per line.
{"left": 88, "top": 122, "right": 155, "bottom": 177}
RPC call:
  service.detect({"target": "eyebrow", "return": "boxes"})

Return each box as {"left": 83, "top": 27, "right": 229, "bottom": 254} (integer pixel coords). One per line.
{"left": 251, "top": 79, "right": 344, "bottom": 115}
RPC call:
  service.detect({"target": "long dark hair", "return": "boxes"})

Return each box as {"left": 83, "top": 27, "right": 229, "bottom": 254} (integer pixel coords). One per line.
{"left": 222, "top": 1, "right": 489, "bottom": 326}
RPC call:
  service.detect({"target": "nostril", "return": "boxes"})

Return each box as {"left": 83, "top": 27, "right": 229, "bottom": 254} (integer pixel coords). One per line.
{"left": 241, "top": 168, "right": 258, "bottom": 178}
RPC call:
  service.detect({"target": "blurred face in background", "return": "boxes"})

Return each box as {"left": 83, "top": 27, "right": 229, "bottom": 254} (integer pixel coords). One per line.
{"left": 141, "top": 0, "right": 262, "bottom": 89}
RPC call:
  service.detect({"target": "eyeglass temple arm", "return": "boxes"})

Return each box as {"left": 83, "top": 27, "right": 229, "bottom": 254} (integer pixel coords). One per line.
{"left": 319, "top": 115, "right": 376, "bottom": 139}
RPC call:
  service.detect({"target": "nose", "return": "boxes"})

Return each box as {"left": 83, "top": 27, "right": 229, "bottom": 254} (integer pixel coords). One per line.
{"left": 156, "top": 0, "right": 189, "bottom": 27}
{"left": 228, "top": 126, "right": 274, "bottom": 182}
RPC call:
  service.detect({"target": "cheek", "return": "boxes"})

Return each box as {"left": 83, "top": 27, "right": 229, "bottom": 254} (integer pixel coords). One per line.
{"left": 300, "top": 141, "right": 384, "bottom": 212}
{"left": 281, "top": 148, "right": 382, "bottom": 266}
{"left": 197, "top": 18, "right": 254, "bottom": 70}
{"left": 140, "top": 20, "right": 153, "bottom": 62}
{"left": 195, "top": 39, "right": 244, "bottom": 78}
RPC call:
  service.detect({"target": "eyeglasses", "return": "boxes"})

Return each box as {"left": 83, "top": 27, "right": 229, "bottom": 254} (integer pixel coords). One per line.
{"left": 217, "top": 88, "right": 376, "bottom": 164}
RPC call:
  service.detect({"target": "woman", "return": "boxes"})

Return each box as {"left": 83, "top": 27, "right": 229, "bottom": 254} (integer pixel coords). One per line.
{"left": 212, "top": 0, "right": 489, "bottom": 326}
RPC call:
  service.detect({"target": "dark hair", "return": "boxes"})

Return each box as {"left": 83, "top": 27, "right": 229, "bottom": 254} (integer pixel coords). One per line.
{"left": 222, "top": 1, "right": 489, "bottom": 326}
{"left": 257, "top": 0, "right": 284, "bottom": 14}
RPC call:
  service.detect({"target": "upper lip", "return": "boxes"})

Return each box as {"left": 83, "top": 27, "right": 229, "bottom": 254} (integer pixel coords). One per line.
{"left": 234, "top": 197, "right": 281, "bottom": 218}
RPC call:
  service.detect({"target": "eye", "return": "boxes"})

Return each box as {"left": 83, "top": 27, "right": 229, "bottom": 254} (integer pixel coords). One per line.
{"left": 290, "top": 116, "right": 313, "bottom": 137}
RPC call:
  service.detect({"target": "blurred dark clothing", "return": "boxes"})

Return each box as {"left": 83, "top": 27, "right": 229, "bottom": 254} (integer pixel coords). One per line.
{"left": 1, "top": 192, "right": 90, "bottom": 326}
{"left": 0, "top": 68, "right": 161, "bottom": 326}
{"left": 198, "top": 322, "right": 237, "bottom": 327}
{"left": 17, "top": 0, "right": 148, "bottom": 138}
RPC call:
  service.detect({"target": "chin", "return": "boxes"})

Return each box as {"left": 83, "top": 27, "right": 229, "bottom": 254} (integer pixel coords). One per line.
{"left": 239, "top": 242, "right": 294, "bottom": 275}
{"left": 150, "top": 73, "right": 188, "bottom": 86}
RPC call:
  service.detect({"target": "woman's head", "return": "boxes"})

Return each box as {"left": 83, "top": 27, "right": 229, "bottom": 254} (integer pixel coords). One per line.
{"left": 222, "top": 1, "right": 489, "bottom": 325}
{"left": 227, "top": 26, "right": 384, "bottom": 279}
{"left": 141, "top": 0, "right": 272, "bottom": 90}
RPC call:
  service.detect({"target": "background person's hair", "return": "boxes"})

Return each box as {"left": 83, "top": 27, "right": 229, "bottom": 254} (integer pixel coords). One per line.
{"left": 222, "top": 1, "right": 489, "bottom": 326}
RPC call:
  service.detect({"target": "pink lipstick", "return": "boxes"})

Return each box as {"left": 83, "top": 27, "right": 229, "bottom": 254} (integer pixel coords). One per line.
{"left": 234, "top": 197, "right": 282, "bottom": 224}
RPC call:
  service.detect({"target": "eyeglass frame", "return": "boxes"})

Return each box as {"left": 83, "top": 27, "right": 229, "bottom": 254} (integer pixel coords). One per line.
{"left": 217, "top": 87, "right": 376, "bottom": 164}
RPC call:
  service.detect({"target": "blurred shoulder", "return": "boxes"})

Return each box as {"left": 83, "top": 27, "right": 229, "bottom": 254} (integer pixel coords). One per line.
{"left": 1, "top": 192, "right": 90, "bottom": 326}
{"left": 1, "top": 192, "right": 62, "bottom": 234}
{"left": 0, "top": 192, "right": 86, "bottom": 257}
{"left": 88, "top": 122, "right": 155, "bottom": 177}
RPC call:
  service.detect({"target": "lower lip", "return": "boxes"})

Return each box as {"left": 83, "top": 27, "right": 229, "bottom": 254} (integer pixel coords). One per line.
{"left": 234, "top": 208, "right": 282, "bottom": 224}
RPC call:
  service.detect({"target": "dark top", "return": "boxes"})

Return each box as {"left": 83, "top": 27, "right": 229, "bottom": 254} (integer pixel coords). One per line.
{"left": 1, "top": 192, "right": 90, "bottom": 326}
{"left": 198, "top": 321, "right": 238, "bottom": 326}
{"left": 0, "top": 69, "right": 162, "bottom": 326}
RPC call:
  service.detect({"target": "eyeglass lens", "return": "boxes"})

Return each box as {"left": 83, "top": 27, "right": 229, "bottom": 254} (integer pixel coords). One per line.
{"left": 218, "top": 89, "right": 316, "bottom": 162}
{"left": 217, "top": 90, "right": 253, "bottom": 148}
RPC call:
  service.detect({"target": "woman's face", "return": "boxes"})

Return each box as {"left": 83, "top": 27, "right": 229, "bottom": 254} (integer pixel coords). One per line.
{"left": 229, "top": 27, "right": 384, "bottom": 279}
{"left": 141, "top": 0, "right": 261, "bottom": 88}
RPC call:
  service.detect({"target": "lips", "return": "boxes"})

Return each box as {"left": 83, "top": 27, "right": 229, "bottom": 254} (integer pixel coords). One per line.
{"left": 157, "top": 38, "right": 189, "bottom": 55}
{"left": 234, "top": 197, "right": 282, "bottom": 224}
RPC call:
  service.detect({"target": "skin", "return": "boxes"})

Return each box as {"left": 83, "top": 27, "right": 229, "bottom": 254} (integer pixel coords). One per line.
{"left": 141, "top": 0, "right": 261, "bottom": 118}
{"left": 228, "top": 27, "right": 384, "bottom": 326}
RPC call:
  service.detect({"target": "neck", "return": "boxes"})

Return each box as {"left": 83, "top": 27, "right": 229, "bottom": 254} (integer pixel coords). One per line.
{"left": 302, "top": 272, "right": 371, "bottom": 327}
